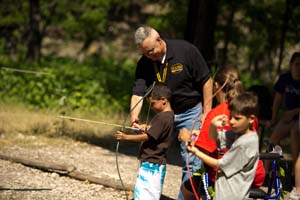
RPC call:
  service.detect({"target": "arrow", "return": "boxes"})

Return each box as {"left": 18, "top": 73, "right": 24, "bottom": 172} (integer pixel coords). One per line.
{"left": 59, "top": 115, "right": 140, "bottom": 132}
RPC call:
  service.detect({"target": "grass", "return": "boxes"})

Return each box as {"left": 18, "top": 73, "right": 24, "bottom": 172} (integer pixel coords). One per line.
{"left": 0, "top": 102, "right": 124, "bottom": 149}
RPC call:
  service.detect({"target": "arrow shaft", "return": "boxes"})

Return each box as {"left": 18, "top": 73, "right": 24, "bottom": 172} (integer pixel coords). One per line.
{"left": 59, "top": 115, "right": 136, "bottom": 130}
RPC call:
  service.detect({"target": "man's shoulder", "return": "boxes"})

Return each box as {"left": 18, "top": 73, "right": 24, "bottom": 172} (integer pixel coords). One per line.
{"left": 166, "top": 39, "right": 199, "bottom": 58}
{"left": 138, "top": 55, "right": 151, "bottom": 63}
{"left": 166, "top": 39, "right": 194, "bottom": 47}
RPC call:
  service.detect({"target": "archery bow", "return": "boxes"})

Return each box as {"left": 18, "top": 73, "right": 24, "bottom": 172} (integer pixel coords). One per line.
{"left": 116, "top": 81, "right": 156, "bottom": 200}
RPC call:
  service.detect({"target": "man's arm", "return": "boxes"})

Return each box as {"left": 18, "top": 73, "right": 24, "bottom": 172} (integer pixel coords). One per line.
{"left": 130, "top": 95, "right": 143, "bottom": 126}
{"left": 202, "top": 77, "right": 213, "bottom": 120}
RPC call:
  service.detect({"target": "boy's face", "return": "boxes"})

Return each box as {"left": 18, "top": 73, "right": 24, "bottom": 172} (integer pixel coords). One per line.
{"left": 148, "top": 97, "right": 164, "bottom": 112}
{"left": 229, "top": 111, "right": 254, "bottom": 134}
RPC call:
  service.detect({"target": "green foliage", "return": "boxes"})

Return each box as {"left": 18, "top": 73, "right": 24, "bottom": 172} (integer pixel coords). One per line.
{"left": 60, "top": 0, "right": 110, "bottom": 40}
{"left": 240, "top": 70, "right": 264, "bottom": 90}
{"left": 0, "top": 57, "right": 135, "bottom": 114}
{"left": 146, "top": 0, "right": 188, "bottom": 38}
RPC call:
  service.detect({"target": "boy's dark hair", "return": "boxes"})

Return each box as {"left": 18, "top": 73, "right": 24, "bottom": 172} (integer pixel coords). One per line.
{"left": 229, "top": 92, "right": 258, "bottom": 117}
{"left": 150, "top": 83, "right": 171, "bottom": 101}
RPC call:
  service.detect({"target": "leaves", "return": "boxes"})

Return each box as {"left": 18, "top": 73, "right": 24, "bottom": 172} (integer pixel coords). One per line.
{"left": 0, "top": 57, "right": 134, "bottom": 114}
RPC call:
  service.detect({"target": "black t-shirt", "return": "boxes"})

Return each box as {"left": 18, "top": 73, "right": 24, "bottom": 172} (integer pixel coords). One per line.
{"left": 274, "top": 72, "right": 300, "bottom": 110}
{"left": 132, "top": 39, "right": 210, "bottom": 113}
{"left": 139, "top": 111, "right": 174, "bottom": 165}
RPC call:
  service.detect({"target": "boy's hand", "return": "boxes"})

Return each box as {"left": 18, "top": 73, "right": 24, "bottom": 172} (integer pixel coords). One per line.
{"left": 115, "top": 131, "right": 127, "bottom": 140}
{"left": 186, "top": 142, "right": 198, "bottom": 154}
{"left": 139, "top": 124, "right": 150, "bottom": 131}
{"left": 211, "top": 114, "right": 228, "bottom": 128}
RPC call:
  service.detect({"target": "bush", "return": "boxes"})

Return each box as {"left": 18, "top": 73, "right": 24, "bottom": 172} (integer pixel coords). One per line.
{"left": 0, "top": 57, "right": 135, "bottom": 114}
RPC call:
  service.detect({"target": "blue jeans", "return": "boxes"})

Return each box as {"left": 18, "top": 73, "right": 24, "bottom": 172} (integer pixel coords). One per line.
{"left": 175, "top": 103, "right": 203, "bottom": 200}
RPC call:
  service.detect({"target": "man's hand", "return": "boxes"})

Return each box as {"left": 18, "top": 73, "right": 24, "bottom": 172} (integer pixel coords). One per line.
{"left": 178, "top": 128, "right": 191, "bottom": 143}
{"left": 131, "top": 117, "right": 140, "bottom": 128}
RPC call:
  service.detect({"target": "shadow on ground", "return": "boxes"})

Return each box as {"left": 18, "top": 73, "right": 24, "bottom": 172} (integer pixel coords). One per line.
{"left": 69, "top": 129, "right": 183, "bottom": 167}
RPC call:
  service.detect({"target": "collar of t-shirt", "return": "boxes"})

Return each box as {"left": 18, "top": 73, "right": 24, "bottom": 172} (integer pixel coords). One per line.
{"left": 160, "top": 54, "right": 166, "bottom": 64}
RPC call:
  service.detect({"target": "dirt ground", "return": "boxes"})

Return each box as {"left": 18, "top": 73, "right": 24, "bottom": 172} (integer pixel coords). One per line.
{"left": 0, "top": 133, "right": 182, "bottom": 200}
{"left": 0, "top": 131, "right": 294, "bottom": 200}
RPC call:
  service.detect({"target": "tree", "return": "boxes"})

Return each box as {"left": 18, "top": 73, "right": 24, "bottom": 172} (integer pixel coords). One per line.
{"left": 61, "top": 0, "right": 110, "bottom": 62}
{"left": 184, "top": 0, "right": 217, "bottom": 68}
{"left": 26, "top": 0, "right": 41, "bottom": 63}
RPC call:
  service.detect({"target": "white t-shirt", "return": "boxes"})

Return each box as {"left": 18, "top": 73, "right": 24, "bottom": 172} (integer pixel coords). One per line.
{"left": 214, "top": 132, "right": 259, "bottom": 200}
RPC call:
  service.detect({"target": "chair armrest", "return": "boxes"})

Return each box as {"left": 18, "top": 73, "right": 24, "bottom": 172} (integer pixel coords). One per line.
{"left": 259, "top": 153, "right": 281, "bottom": 160}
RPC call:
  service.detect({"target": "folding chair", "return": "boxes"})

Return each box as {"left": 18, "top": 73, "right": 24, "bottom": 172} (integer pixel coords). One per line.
{"left": 248, "top": 152, "right": 282, "bottom": 199}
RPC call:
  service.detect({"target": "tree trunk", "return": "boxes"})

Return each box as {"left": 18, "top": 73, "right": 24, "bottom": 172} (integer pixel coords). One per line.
{"left": 184, "top": 0, "right": 217, "bottom": 69}
{"left": 26, "top": 0, "right": 41, "bottom": 63}
{"left": 221, "top": 2, "right": 236, "bottom": 67}
{"left": 277, "top": 0, "right": 291, "bottom": 74}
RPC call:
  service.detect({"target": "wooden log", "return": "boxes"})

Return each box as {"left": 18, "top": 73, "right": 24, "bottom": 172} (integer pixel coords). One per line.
{"left": 0, "top": 153, "right": 134, "bottom": 191}
{"left": 68, "top": 170, "right": 134, "bottom": 191}
{"left": 0, "top": 153, "right": 75, "bottom": 173}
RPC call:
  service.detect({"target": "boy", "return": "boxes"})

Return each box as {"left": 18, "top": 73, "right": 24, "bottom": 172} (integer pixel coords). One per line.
{"left": 186, "top": 92, "right": 259, "bottom": 200}
{"left": 115, "top": 83, "right": 174, "bottom": 200}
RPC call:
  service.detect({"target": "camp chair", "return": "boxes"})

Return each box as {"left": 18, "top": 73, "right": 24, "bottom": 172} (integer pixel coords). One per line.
{"left": 248, "top": 152, "right": 282, "bottom": 199}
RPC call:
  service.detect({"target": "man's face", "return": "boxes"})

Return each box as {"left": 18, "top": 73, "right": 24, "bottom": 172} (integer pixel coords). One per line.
{"left": 140, "top": 37, "right": 163, "bottom": 61}
{"left": 229, "top": 111, "right": 253, "bottom": 134}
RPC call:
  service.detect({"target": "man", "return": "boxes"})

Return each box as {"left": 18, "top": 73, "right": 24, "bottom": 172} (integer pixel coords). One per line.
{"left": 130, "top": 26, "right": 212, "bottom": 199}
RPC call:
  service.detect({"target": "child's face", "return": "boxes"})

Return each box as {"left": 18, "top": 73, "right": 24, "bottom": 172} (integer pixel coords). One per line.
{"left": 148, "top": 97, "right": 164, "bottom": 112}
{"left": 229, "top": 111, "right": 254, "bottom": 134}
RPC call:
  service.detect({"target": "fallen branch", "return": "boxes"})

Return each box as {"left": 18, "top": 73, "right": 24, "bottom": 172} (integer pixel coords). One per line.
{"left": 0, "top": 153, "right": 134, "bottom": 191}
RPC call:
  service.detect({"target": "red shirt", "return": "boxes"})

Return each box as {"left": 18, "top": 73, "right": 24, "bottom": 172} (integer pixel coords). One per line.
{"left": 195, "top": 102, "right": 230, "bottom": 153}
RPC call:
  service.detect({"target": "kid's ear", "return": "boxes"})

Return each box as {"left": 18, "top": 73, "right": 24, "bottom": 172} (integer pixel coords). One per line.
{"left": 249, "top": 114, "right": 256, "bottom": 124}
{"left": 161, "top": 97, "right": 167, "bottom": 105}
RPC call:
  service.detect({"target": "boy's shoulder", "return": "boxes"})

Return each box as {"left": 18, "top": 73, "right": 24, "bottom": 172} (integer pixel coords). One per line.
{"left": 156, "top": 110, "right": 174, "bottom": 117}
{"left": 233, "top": 131, "right": 258, "bottom": 147}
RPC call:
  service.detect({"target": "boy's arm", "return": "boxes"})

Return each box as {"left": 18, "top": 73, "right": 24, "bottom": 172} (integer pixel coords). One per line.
{"left": 186, "top": 144, "right": 219, "bottom": 169}
{"left": 115, "top": 131, "right": 149, "bottom": 142}
{"left": 209, "top": 114, "right": 228, "bottom": 140}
